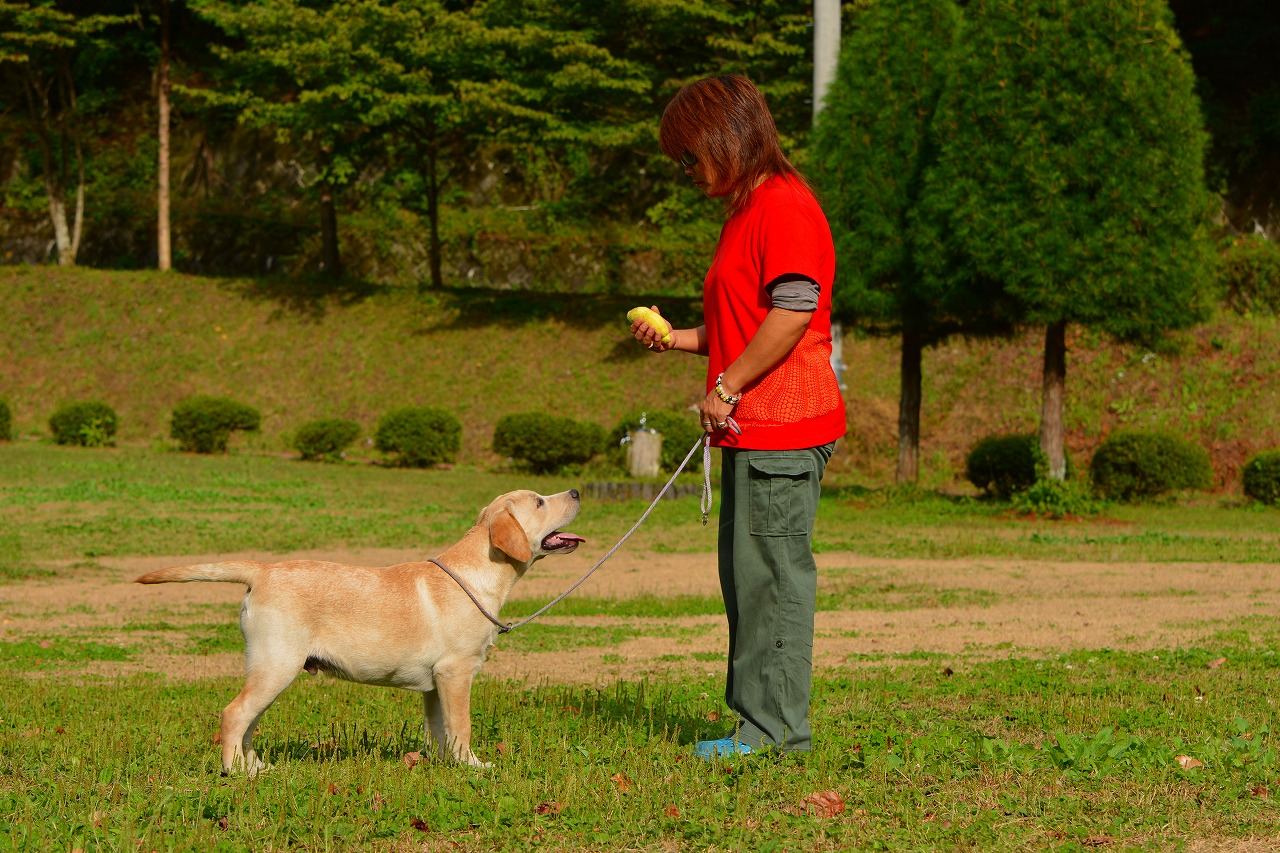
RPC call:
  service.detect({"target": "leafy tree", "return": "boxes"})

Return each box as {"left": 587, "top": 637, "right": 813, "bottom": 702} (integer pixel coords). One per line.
{"left": 812, "top": 0, "right": 1010, "bottom": 483}
{"left": 917, "top": 0, "right": 1216, "bottom": 479}
{"left": 0, "top": 2, "right": 131, "bottom": 265}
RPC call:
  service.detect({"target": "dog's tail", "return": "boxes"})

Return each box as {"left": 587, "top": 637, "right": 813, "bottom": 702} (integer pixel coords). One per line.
{"left": 134, "top": 561, "right": 263, "bottom": 587}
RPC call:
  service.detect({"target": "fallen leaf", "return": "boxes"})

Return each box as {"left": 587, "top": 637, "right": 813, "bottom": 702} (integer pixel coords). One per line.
{"left": 1082, "top": 835, "right": 1114, "bottom": 847}
{"left": 55, "top": 726, "right": 65, "bottom": 735}
{"left": 942, "top": 667, "right": 954, "bottom": 677}
{"left": 216, "top": 817, "right": 229, "bottom": 831}
{"left": 21, "top": 729, "right": 39, "bottom": 738}
{"left": 91, "top": 810, "right": 108, "bottom": 828}
{"left": 213, "top": 732, "right": 221, "bottom": 745}
{"left": 1176, "top": 755, "right": 1204, "bottom": 770}
{"left": 371, "top": 792, "right": 385, "bottom": 812}
{"left": 1207, "top": 657, "right": 1226, "bottom": 669}
{"left": 610, "top": 772, "right": 633, "bottom": 793}
{"left": 495, "top": 742, "right": 508, "bottom": 755}
{"left": 402, "top": 751, "right": 422, "bottom": 770}
{"left": 801, "top": 790, "right": 846, "bottom": 818}
{"left": 706, "top": 710, "right": 721, "bottom": 722}
{"left": 663, "top": 805, "right": 679, "bottom": 818}
{"left": 1251, "top": 784, "right": 1268, "bottom": 799}
{"left": 39, "top": 640, "right": 52, "bottom": 649}
{"left": 1045, "top": 830, "right": 1067, "bottom": 840}
{"left": 326, "top": 783, "right": 339, "bottom": 796}
{"left": 410, "top": 818, "right": 430, "bottom": 832}
{"left": 535, "top": 801, "right": 564, "bottom": 815}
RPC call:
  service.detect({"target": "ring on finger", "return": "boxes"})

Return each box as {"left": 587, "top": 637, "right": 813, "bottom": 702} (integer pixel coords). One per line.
{"left": 716, "top": 421, "right": 727, "bottom": 429}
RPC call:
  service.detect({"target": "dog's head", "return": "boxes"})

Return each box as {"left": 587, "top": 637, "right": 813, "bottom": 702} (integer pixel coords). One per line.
{"left": 482, "top": 489, "right": 583, "bottom": 568}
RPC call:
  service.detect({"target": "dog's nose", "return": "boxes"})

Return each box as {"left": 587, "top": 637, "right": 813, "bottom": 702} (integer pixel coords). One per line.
{"left": 569, "top": 489, "right": 580, "bottom": 500}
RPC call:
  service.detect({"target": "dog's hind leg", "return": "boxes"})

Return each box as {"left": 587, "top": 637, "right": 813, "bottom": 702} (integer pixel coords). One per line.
{"left": 221, "top": 662, "right": 299, "bottom": 776}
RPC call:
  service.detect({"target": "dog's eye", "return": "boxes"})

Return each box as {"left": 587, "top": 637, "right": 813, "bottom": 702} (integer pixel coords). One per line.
{"left": 536, "top": 497, "right": 545, "bottom": 508}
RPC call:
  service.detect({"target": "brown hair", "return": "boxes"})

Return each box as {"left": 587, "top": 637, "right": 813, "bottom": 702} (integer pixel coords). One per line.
{"left": 659, "top": 74, "right": 809, "bottom": 218}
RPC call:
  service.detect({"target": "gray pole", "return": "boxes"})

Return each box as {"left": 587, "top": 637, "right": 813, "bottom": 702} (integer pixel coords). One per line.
{"left": 814, "top": 0, "right": 846, "bottom": 387}
{"left": 813, "top": 0, "right": 841, "bottom": 121}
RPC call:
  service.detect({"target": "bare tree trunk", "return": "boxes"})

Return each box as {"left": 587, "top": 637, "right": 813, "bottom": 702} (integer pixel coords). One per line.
{"left": 1039, "top": 320, "right": 1068, "bottom": 480}
{"left": 425, "top": 140, "right": 442, "bottom": 291}
{"left": 896, "top": 327, "right": 923, "bottom": 484}
{"left": 46, "top": 179, "right": 73, "bottom": 265}
{"left": 70, "top": 138, "right": 84, "bottom": 259}
{"left": 318, "top": 174, "right": 341, "bottom": 277}
{"left": 157, "top": 0, "right": 172, "bottom": 271}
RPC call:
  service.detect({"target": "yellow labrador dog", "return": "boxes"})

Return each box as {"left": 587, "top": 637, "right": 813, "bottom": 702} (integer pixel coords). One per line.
{"left": 135, "top": 489, "right": 582, "bottom": 774}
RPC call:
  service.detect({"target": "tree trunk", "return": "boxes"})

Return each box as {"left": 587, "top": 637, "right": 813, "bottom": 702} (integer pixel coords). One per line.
{"left": 157, "top": 0, "right": 172, "bottom": 271}
{"left": 318, "top": 174, "right": 341, "bottom": 277}
{"left": 425, "top": 141, "right": 442, "bottom": 290}
{"left": 896, "top": 327, "right": 923, "bottom": 484}
{"left": 1039, "top": 320, "right": 1068, "bottom": 480}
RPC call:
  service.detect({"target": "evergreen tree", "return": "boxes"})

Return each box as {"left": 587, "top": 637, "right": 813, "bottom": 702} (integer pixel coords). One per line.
{"left": 916, "top": 0, "right": 1216, "bottom": 479}
{"left": 812, "top": 0, "right": 1010, "bottom": 483}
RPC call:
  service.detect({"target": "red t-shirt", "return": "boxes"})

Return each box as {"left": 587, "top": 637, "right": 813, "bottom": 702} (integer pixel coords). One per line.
{"left": 703, "top": 174, "right": 847, "bottom": 450}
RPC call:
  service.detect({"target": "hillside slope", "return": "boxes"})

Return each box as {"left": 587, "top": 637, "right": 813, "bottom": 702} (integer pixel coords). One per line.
{"left": 1, "top": 267, "right": 1277, "bottom": 489}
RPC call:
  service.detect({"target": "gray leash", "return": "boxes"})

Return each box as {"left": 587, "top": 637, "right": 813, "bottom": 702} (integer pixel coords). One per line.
{"left": 429, "top": 435, "right": 713, "bottom": 634}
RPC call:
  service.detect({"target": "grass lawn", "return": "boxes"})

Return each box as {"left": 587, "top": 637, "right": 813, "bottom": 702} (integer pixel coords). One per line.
{"left": 0, "top": 442, "right": 1278, "bottom": 850}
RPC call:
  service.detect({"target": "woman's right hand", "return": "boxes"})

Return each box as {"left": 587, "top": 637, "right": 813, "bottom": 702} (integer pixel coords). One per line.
{"left": 630, "top": 305, "right": 675, "bottom": 353}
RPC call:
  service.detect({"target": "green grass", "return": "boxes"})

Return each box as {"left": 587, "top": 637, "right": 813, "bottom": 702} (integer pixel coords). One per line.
{"left": 1, "top": 443, "right": 1276, "bottom": 578}
{"left": 1, "top": 641, "right": 1277, "bottom": 851}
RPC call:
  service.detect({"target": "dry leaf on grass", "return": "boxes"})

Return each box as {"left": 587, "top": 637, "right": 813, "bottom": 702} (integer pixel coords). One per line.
{"left": 535, "top": 801, "right": 564, "bottom": 816}
{"left": 326, "top": 783, "right": 339, "bottom": 796}
{"left": 1206, "top": 657, "right": 1226, "bottom": 669}
{"left": 1176, "top": 755, "right": 1204, "bottom": 770}
{"left": 1251, "top": 784, "right": 1268, "bottom": 799}
{"left": 410, "top": 818, "right": 430, "bottom": 832}
{"left": 371, "top": 792, "right": 385, "bottom": 812}
{"left": 402, "top": 751, "right": 423, "bottom": 770}
{"left": 610, "top": 772, "right": 633, "bottom": 793}
{"left": 800, "top": 790, "right": 845, "bottom": 818}
{"left": 663, "top": 805, "right": 680, "bottom": 818}
{"left": 1082, "top": 835, "right": 1114, "bottom": 847}
{"left": 90, "top": 810, "right": 108, "bottom": 828}
{"left": 706, "top": 710, "right": 721, "bottom": 722}
{"left": 216, "top": 817, "right": 229, "bottom": 831}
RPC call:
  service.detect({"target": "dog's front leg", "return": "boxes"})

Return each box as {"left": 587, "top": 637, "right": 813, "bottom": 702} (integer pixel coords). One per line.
{"left": 422, "top": 689, "right": 448, "bottom": 760}
{"left": 434, "top": 667, "right": 488, "bottom": 767}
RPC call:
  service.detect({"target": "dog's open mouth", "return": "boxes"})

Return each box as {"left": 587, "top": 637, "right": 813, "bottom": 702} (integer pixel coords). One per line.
{"left": 542, "top": 532, "right": 585, "bottom": 553}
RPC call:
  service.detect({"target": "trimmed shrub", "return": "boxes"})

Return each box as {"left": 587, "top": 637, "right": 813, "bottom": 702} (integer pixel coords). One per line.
{"left": 494, "top": 412, "right": 606, "bottom": 474}
{"left": 171, "top": 396, "right": 261, "bottom": 454}
{"left": 1220, "top": 235, "right": 1280, "bottom": 315}
{"left": 608, "top": 409, "right": 704, "bottom": 474}
{"left": 374, "top": 407, "right": 461, "bottom": 467}
{"left": 292, "top": 418, "right": 360, "bottom": 462}
{"left": 49, "top": 401, "right": 118, "bottom": 447}
{"left": 0, "top": 399, "right": 10, "bottom": 441}
{"left": 1011, "top": 479, "right": 1102, "bottom": 519}
{"left": 1242, "top": 450, "right": 1280, "bottom": 506}
{"left": 965, "top": 433, "right": 1072, "bottom": 498}
{"left": 1089, "top": 431, "right": 1213, "bottom": 502}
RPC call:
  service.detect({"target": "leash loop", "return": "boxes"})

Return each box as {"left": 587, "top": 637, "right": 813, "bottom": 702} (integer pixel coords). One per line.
{"left": 431, "top": 435, "right": 713, "bottom": 634}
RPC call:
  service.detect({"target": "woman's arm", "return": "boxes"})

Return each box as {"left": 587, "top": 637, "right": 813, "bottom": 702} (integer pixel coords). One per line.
{"left": 699, "top": 307, "right": 811, "bottom": 428}
{"left": 630, "top": 307, "right": 708, "bottom": 356}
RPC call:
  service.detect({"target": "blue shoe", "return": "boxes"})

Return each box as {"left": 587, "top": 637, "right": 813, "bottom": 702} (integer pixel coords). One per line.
{"left": 694, "top": 738, "right": 753, "bottom": 760}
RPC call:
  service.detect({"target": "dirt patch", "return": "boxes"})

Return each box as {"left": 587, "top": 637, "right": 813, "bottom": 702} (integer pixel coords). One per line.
{"left": 2, "top": 548, "right": 1277, "bottom": 684}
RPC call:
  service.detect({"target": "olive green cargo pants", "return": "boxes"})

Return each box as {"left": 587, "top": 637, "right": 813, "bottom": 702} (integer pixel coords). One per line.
{"left": 717, "top": 442, "right": 835, "bottom": 753}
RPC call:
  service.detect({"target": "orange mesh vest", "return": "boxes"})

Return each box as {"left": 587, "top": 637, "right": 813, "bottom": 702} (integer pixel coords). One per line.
{"left": 704, "top": 175, "right": 846, "bottom": 450}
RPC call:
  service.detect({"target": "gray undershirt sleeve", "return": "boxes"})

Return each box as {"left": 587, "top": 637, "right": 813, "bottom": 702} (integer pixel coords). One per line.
{"left": 766, "top": 275, "right": 820, "bottom": 312}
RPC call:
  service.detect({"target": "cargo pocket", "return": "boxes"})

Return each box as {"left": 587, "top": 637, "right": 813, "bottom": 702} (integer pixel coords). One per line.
{"left": 748, "top": 456, "right": 814, "bottom": 537}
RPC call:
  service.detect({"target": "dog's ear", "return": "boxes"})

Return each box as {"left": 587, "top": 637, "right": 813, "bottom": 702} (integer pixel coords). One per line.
{"left": 489, "top": 505, "right": 532, "bottom": 563}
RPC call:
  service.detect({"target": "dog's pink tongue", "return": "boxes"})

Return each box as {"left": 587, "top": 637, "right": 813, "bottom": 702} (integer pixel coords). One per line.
{"left": 543, "top": 532, "right": 585, "bottom": 551}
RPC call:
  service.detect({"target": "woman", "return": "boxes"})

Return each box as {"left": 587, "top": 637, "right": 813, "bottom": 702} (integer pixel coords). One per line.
{"left": 631, "top": 75, "right": 846, "bottom": 758}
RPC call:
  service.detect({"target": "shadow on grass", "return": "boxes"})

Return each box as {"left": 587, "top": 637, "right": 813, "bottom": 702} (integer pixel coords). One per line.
{"left": 218, "top": 274, "right": 388, "bottom": 322}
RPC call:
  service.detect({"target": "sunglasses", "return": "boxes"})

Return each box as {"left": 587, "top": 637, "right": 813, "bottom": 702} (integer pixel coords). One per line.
{"left": 678, "top": 150, "right": 698, "bottom": 169}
